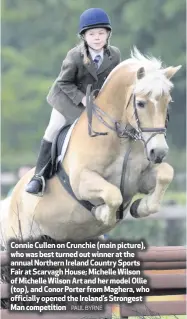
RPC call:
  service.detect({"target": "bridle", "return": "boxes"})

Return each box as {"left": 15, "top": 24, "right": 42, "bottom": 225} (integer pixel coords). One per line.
{"left": 86, "top": 84, "right": 168, "bottom": 146}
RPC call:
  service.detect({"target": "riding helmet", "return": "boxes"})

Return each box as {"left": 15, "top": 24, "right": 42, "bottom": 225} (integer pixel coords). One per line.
{"left": 79, "top": 8, "right": 112, "bottom": 35}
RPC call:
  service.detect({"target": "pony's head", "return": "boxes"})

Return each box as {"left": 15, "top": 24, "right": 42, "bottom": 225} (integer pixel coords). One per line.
{"left": 122, "top": 48, "right": 181, "bottom": 163}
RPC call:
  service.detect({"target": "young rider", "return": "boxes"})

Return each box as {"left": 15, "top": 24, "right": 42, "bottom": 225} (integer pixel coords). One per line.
{"left": 26, "top": 8, "right": 121, "bottom": 195}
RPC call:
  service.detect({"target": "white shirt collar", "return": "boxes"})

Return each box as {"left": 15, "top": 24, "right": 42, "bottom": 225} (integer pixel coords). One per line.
{"left": 88, "top": 47, "right": 104, "bottom": 61}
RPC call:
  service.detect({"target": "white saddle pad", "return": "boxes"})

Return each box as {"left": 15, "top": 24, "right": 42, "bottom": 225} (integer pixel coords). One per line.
{"left": 56, "top": 119, "right": 78, "bottom": 165}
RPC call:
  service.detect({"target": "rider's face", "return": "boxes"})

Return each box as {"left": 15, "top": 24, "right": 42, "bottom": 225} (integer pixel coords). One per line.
{"left": 84, "top": 28, "right": 109, "bottom": 52}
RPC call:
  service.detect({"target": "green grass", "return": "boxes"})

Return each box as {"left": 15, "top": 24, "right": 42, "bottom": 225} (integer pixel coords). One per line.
{"left": 163, "top": 191, "right": 186, "bottom": 205}
{"left": 133, "top": 191, "right": 186, "bottom": 206}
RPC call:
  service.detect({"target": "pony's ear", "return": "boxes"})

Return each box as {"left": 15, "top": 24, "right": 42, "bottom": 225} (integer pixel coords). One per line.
{"left": 164, "top": 65, "right": 182, "bottom": 79}
{"left": 137, "top": 67, "right": 145, "bottom": 80}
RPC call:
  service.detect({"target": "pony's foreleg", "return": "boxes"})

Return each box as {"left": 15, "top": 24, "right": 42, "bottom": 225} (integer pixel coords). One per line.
{"left": 77, "top": 169, "right": 123, "bottom": 225}
{"left": 130, "top": 162, "right": 174, "bottom": 218}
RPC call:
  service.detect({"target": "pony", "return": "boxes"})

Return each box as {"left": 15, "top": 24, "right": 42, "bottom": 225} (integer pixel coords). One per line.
{"left": 1, "top": 48, "right": 181, "bottom": 245}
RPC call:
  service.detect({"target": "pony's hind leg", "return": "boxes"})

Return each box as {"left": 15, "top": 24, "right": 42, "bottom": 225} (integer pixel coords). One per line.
{"left": 77, "top": 169, "right": 123, "bottom": 226}
{"left": 130, "top": 162, "right": 174, "bottom": 218}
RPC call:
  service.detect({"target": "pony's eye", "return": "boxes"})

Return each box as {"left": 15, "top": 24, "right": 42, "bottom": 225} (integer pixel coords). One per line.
{"left": 136, "top": 101, "right": 145, "bottom": 108}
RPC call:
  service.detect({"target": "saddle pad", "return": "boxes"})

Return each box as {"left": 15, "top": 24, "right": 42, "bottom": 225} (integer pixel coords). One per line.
{"left": 56, "top": 119, "right": 78, "bottom": 166}
{"left": 50, "top": 119, "right": 78, "bottom": 173}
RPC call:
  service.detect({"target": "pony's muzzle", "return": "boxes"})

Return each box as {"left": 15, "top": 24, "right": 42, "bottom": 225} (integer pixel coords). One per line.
{"left": 149, "top": 147, "right": 168, "bottom": 163}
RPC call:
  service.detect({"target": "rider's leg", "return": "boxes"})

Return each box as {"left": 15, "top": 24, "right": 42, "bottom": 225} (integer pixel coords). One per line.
{"left": 25, "top": 109, "right": 66, "bottom": 195}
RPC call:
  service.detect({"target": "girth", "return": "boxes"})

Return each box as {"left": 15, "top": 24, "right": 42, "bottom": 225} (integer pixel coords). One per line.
{"left": 57, "top": 165, "right": 94, "bottom": 212}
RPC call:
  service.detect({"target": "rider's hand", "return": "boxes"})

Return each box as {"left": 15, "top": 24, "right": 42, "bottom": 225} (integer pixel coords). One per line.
{"left": 82, "top": 96, "right": 86, "bottom": 107}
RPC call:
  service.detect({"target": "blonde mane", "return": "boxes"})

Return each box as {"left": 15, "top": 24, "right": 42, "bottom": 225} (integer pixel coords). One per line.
{"left": 102, "top": 47, "right": 173, "bottom": 98}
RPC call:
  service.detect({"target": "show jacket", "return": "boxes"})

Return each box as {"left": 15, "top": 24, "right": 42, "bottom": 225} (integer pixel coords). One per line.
{"left": 47, "top": 43, "right": 121, "bottom": 121}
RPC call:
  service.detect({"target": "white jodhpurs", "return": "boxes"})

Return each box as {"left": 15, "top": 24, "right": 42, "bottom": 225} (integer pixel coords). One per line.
{"left": 44, "top": 109, "right": 66, "bottom": 142}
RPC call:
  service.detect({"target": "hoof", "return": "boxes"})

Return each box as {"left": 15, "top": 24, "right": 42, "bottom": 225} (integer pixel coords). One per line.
{"left": 130, "top": 199, "right": 142, "bottom": 218}
{"left": 92, "top": 204, "right": 116, "bottom": 226}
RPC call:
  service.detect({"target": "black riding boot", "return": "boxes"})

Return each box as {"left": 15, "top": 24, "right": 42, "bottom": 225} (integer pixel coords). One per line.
{"left": 25, "top": 139, "right": 52, "bottom": 196}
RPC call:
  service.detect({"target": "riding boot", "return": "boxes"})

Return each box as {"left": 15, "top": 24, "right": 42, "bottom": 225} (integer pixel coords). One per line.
{"left": 25, "top": 139, "right": 52, "bottom": 196}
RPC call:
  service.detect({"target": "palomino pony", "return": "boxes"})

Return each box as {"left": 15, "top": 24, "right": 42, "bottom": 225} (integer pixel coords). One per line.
{"left": 1, "top": 48, "right": 181, "bottom": 245}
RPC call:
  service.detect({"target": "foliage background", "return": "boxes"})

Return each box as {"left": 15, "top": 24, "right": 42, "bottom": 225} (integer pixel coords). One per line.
{"left": 2, "top": 0, "right": 186, "bottom": 170}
